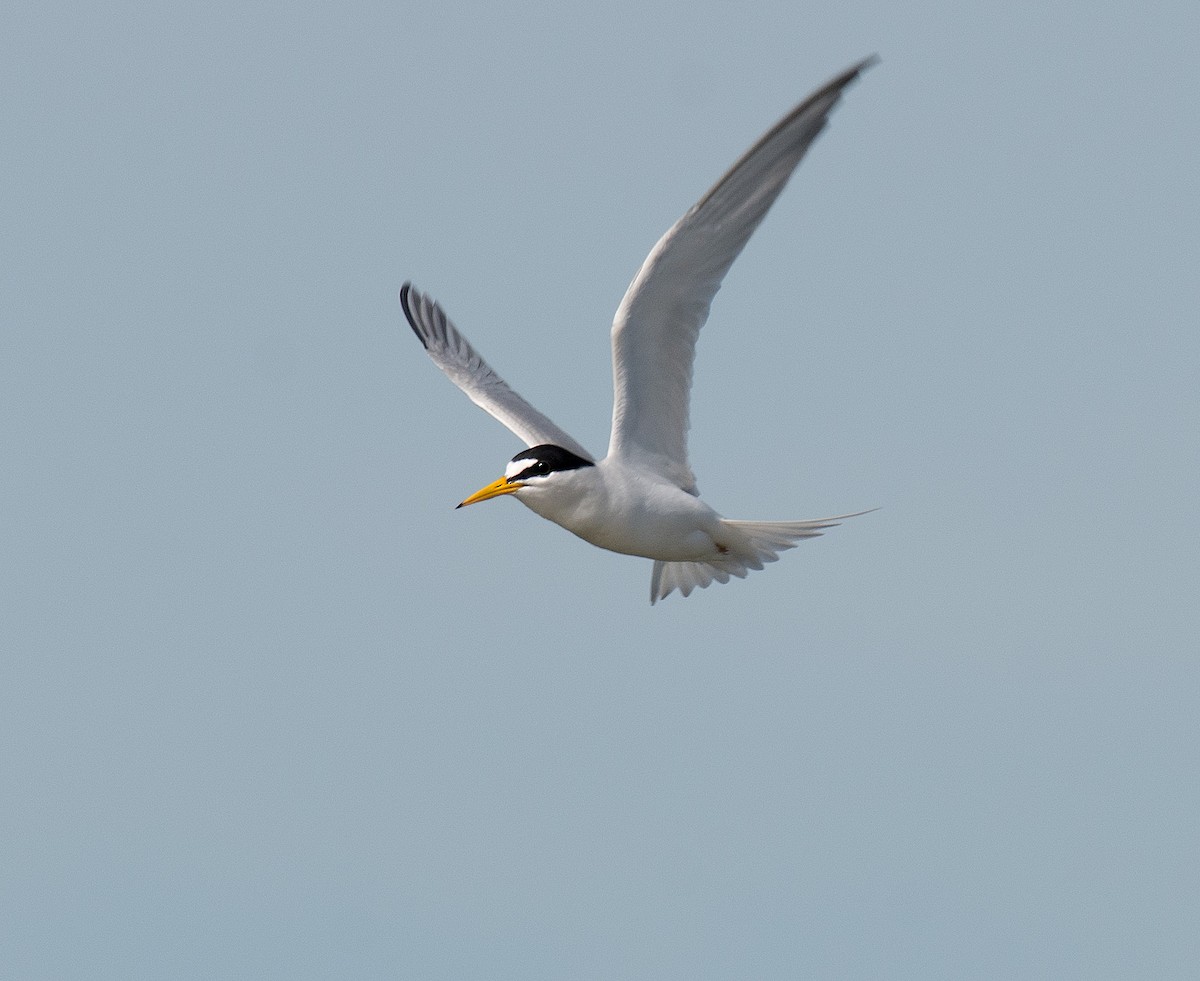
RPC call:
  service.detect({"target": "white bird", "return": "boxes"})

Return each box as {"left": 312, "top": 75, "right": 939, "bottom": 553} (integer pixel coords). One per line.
{"left": 402, "top": 57, "right": 876, "bottom": 603}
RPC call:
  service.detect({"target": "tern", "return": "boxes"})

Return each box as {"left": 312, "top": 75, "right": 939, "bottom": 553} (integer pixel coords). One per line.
{"left": 402, "top": 57, "right": 876, "bottom": 603}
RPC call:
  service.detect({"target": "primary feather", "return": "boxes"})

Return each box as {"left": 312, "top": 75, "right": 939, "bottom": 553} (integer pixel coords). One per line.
{"left": 400, "top": 283, "right": 593, "bottom": 461}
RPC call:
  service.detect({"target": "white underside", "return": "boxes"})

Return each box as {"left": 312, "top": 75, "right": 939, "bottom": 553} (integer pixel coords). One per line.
{"left": 513, "top": 458, "right": 856, "bottom": 603}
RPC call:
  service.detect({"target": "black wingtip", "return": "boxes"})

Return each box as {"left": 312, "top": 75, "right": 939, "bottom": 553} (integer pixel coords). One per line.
{"left": 828, "top": 54, "right": 880, "bottom": 94}
{"left": 398, "top": 281, "right": 428, "bottom": 349}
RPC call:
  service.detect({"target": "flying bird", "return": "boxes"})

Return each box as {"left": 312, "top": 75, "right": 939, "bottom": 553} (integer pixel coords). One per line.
{"left": 402, "top": 57, "right": 876, "bottom": 603}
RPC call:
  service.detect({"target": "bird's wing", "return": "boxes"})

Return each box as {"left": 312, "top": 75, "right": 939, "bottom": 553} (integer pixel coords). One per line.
{"left": 401, "top": 283, "right": 594, "bottom": 461}
{"left": 607, "top": 56, "right": 876, "bottom": 492}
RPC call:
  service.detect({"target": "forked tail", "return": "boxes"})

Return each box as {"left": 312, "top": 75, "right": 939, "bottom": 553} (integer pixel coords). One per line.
{"left": 649, "top": 511, "right": 873, "bottom": 604}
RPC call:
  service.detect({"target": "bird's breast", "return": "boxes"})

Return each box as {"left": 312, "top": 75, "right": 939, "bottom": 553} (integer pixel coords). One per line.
{"left": 520, "top": 464, "right": 722, "bottom": 562}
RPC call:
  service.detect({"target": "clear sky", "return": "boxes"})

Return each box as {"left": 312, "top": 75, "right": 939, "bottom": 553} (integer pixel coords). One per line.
{"left": 3, "top": 1, "right": 1198, "bottom": 978}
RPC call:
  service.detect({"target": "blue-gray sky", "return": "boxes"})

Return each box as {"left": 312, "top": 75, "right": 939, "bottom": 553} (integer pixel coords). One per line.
{"left": 3, "top": 1, "right": 1198, "bottom": 978}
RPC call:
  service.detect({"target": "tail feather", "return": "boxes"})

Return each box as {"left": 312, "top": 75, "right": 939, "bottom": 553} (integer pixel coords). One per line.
{"left": 649, "top": 510, "right": 873, "bottom": 604}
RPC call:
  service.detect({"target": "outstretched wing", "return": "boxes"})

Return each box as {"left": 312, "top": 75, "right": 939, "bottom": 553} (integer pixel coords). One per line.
{"left": 607, "top": 57, "right": 877, "bottom": 492}
{"left": 400, "top": 283, "right": 593, "bottom": 461}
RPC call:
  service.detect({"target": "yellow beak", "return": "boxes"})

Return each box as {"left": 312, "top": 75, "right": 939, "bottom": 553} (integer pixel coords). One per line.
{"left": 456, "top": 476, "right": 523, "bottom": 509}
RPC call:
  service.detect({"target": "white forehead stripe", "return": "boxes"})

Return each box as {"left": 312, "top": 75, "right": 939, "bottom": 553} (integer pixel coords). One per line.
{"left": 505, "top": 459, "right": 533, "bottom": 480}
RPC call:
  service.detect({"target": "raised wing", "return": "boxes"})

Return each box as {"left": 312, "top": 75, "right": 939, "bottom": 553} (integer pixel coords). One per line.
{"left": 607, "top": 56, "right": 876, "bottom": 492}
{"left": 401, "top": 283, "right": 593, "bottom": 461}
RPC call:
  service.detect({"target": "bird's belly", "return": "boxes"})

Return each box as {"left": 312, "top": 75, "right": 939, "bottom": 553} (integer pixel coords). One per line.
{"left": 576, "top": 515, "right": 715, "bottom": 561}
{"left": 530, "top": 480, "right": 723, "bottom": 562}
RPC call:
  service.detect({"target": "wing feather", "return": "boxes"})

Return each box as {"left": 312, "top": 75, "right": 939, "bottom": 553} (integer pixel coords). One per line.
{"left": 607, "top": 57, "right": 877, "bottom": 491}
{"left": 400, "top": 283, "right": 593, "bottom": 461}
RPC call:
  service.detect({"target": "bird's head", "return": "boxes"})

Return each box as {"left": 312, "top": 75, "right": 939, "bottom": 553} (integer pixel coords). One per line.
{"left": 457, "top": 444, "right": 595, "bottom": 508}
